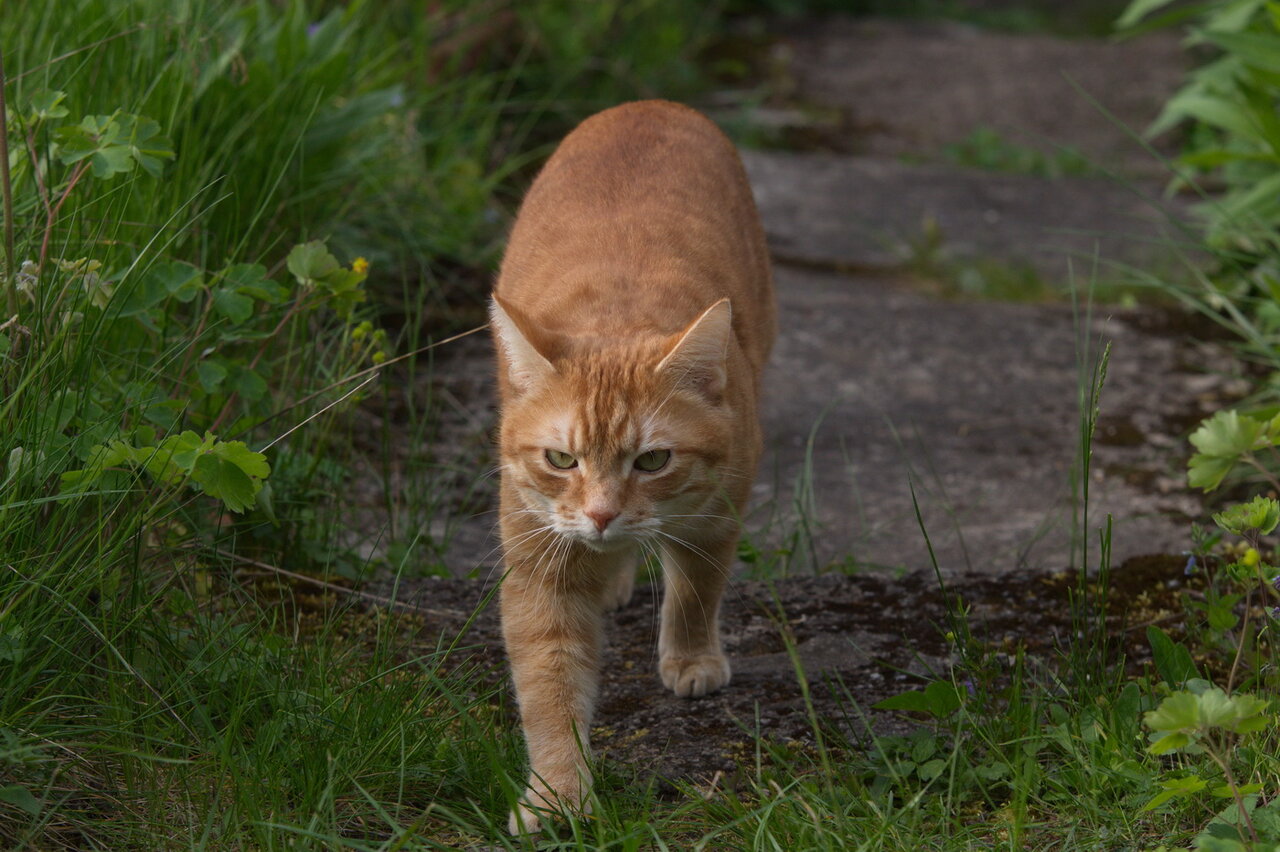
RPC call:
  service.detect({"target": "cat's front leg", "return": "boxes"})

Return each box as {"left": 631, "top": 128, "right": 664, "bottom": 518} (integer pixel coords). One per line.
{"left": 501, "top": 565, "right": 604, "bottom": 834}
{"left": 658, "top": 537, "right": 732, "bottom": 698}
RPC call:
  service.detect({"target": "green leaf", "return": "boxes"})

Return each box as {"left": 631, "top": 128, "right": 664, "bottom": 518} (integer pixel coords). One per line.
{"left": 212, "top": 287, "right": 253, "bottom": 323}
{"left": 115, "top": 261, "right": 203, "bottom": 316}
{"left": 1145, "top": 690, "right": 1201, "bottom": 734}
{"left": 873, "top": 680, "right": 963, "bottom": 718}
{"left": 222, "top": 263, "right": 286, "bottom": 304}
{"left": 917, "top": 758, "right": 947, "bottom": 781}
{"left": 1212, "top": 496, "right": 1280, "bottom": 535}
{"left": 113, "top": 113, "right": 174, "bottom": 178}
{"left": 0, "top": 784, "right": 42, "bottom": 816}
{"left": 53, "top": 112, "right": 172, "bottom": 179}
{"left": 1187, "top": 410, "right": 1271, "bottom": 491}
{"left": 152, "top": 431, "right": 207, "bottom": 481}
{"left": 196, "top": 360, "right": 227, "bottom": 393}
{"left": 229, "top": 366, "right": 267, "bottom": 402}
{"left": 1203, "top": 29, "right": 1280, "bottom": 74}
{"left": 188, "top": 439, "right": 269, "bottom": 513}
{"left": 286, "top": 240, "right": 340, "bottom": 287}
{"left": 1147, "top": 730, "right": 1192, "bottom": 755}
{"left": 0, "top": 626, "right": 27, "bottom": 663}
{"left": 1148, "top": 626, "right": 1201, "bottom": 686}
{"left": 1116, "top": 0, "right": 1182, "bottom": 28}
{"left": 1142, "top": 773, "right": 1207, "bottom": 810}
{"left": 1207, "top": 595, "right": 1242, "bottom": 632}
{"left": 153, "top": 260, "right": 204, "bottom": 302}
{"left": 1190, "top": 410, "right": 1267, "bottom": 457}
{"left": 27, "top": 89, "right": 68, "bottom": 121}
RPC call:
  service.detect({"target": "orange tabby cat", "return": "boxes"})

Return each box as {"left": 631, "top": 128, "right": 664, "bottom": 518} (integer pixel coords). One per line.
{"left": 490, "top": 99, "right": 774, "bottom": 833}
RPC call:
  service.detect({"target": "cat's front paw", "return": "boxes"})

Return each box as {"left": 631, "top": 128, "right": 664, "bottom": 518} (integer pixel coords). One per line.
{"left": 508, "top": 799, "right": 544, "bottom": 835}
{"left": 660, "top": 652, "right": 730, "bottom": 698}
{"left": 507, "top": 775, "right": 591, "bottom": 835}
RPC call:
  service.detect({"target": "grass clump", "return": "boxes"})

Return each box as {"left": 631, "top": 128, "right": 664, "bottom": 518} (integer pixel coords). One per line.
{"left": 0, "top": 0, "right": 714, "bottom": 846}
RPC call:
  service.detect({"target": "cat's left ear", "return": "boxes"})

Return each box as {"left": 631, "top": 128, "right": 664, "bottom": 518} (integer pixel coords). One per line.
{"left": 656, "top": 298, "right": 732, "bottom": 402}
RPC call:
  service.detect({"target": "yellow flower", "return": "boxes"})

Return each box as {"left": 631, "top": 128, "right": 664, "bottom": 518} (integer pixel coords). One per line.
{"left": 372, "top": 350, "right": 387, "bottom": 365}
{"left": 1244, "top": 547, "right": 1261, "bottom": 568}
{"left": 352, "top": 256, "right": 369, "bottom": 275}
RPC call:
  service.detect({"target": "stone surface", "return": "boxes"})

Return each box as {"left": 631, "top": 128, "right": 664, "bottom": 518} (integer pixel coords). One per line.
{"left": 742, "top": 151, "right": 1195, "bottom": 279}
{"left": 778, "top": 17, "right": 1187, "bottom": 173}
{"left": 754, "top": 265, "right": 1230, "bottom": 577}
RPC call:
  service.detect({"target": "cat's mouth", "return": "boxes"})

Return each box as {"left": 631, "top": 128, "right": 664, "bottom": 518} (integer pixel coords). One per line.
{"left": 566, "top": 525, "right": 634, "bottom": 553}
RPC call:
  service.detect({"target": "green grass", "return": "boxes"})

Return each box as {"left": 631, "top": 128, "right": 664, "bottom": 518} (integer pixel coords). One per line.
{"left": 3, "top": 1, "right": 1278, "bottom": 849}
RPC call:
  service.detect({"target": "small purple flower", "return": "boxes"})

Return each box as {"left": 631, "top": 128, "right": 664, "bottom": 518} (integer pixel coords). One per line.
{"left": 964, "top": 678, "right": 976, "bottom": 697}
{"left": 1184, "top": 553, "right": 1197, "bottom": 576}
{"left": 1272, "top": 573, "right": 1280, "bottom": 593}
{"left": 307, "top": 22, "right": 321, "bottom": 38}
{"left": 1271, "top": 606, "right": 1280, "bottom": 620}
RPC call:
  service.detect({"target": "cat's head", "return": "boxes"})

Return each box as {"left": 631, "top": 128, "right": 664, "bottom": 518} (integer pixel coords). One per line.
{"left": 491, "top": 296, "right": 737, "bottom": 552}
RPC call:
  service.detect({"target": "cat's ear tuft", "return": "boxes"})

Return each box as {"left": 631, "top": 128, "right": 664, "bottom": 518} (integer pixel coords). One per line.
{"left": 490, "top": 296, "right": 556, "bottom": 393}
{"left": 656, "top": 298, "right": 732, "bottom": 402}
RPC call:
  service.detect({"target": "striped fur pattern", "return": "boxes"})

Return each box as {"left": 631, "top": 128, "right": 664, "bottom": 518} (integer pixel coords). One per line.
{"left": 490, "top": 100, "right": 775, "bottom": 834}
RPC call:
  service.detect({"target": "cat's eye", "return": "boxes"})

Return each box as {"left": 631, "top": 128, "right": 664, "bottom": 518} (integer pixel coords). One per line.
{"left": 634, "top": 449, "right": 671, "bottom": 472}
{"left": 545, "top": 449, "right": 578, "bottom": 470}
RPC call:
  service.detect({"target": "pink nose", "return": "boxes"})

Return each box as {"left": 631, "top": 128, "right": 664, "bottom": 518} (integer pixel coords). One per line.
{"left": 585, "top": 508, "right": 618, "bottom": 533}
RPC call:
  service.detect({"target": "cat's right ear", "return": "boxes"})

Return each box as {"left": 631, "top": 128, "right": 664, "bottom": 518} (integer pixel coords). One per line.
{"left": 490, "top": 296, "right": 556, "bottom": 394}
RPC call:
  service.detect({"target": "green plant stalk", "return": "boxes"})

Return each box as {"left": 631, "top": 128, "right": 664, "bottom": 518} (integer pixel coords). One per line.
{"left": 0, "top": 43, "right": 15, "bottom": 319}
{"left": 1205, "top": 734, "right": 1258, "bottom": 845}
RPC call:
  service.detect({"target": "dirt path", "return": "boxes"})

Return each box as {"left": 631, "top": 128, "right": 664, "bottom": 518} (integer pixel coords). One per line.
{"left": 379, "top": 12, "right": 1233, "bottom": 779}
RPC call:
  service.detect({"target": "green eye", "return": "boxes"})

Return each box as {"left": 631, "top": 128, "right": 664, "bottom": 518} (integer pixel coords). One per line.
{"left": 545, "top": 449, "right": 577, "bottom": 470}
{"left": 634, "top": 449, "right": 671, "bottom": 472}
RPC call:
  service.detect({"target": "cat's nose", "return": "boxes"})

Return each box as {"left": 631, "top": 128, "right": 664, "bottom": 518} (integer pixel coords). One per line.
{"left": 585, "top": 508, "right": 618, "bottom": 532}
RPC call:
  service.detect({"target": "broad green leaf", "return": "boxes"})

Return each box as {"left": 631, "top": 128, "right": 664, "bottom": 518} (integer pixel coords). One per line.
{"left": 0, "top": 626, "right": 27, "bottom": 663}
{"left": 191, "top": 452, "right": 256, "bottom": 512}
{"left": 1211, "top": 782, "right": 1263, "bottom": 798}
{"left": 287, "top": 240, "right": 340, "bottom": 287}
{"left": 1142, "top": 773, "right": 1207, "bottom": 809}
{"left": 155, "top": 430, "right": 208, "bottom": 477}
{"left": 188, "top": 439, "right": 269, "bottom": 513}
{"left": 1189, "top": 454, "right": 1237, "bottom": 491}
{"left": 229, "top": 366, "right": 267, "bottom": 401}
{"left": 1147, "top": 626, "right": 1201, "bottom": 686}
{"left": 60, "top": 440, "right": 132, "bottom": 492}
{"left": 212, "top": 287, "right": 253, "bottom": 323}
{"left": 1190, "top": 410, "right": 1267, "bottom": 457}
{"left": 1145, "top": 690, "right": 1201, "bottom": 733}
{"left": 196, "top": 360, "right": 227, "bottom": 393}
{"left": 0, "top": 784, "right": 41, "bottom": 816}
{"left": 28, "top": 89, "right": 68, "bottom": 121}
{"left": 151, "top": 260, "right": 204, "bottom": 302}
{"left": 113, "top": 113, "right": 174, "bottom": 178}
{"left": 222, "top": 263, "right": 286, "bottom": 304}
{"left": 1147, "top": 730, "right": 1192, "bottom": 754}
{"left": 917, "top": 758, "right": 947, "bottom": 781}
{"left": 873, "top": 680, "right": 962, "bottom": 718}
{"left": 1187, "top": 410, "right": 1272, "bottom": 491}
{"left": 874, "top": 690, "right": 933, "bottom": 714}
{"left": 114, "top": 273, "right": 169, "bottom": 317}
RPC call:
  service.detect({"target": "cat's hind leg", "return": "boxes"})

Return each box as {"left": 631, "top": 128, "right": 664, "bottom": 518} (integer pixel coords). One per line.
{"left": 657, "top": 537, "right": 731, "bottom": 698}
